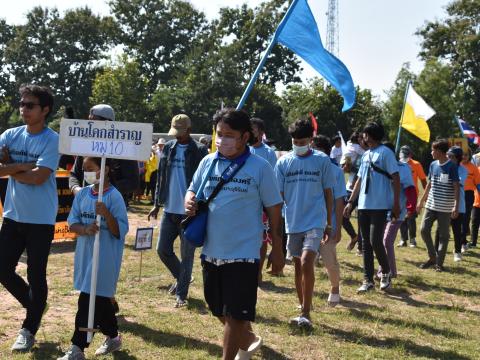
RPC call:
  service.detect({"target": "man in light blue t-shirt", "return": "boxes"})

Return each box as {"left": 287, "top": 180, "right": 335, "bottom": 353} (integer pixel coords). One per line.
{"left": 345, "top": 122, "right": 400, "bottom": 293}
{"left": 0, "top": 85, "right": 59, "bottom": 352}
{"left": 275, "top": 120, "right": 334, "bottom": 329}
{"left": 147, "top": 114, "right": 208, "bottom": 307}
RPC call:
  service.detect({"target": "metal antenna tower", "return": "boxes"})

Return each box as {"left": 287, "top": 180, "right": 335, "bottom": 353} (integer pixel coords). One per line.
{"left": 326, "top": 0, "right": 339, "bottom": 56}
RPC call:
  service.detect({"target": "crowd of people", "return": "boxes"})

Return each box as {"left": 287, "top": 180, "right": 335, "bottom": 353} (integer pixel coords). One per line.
{"left": 0, "top": 84, "right": 478, "bottom": 360}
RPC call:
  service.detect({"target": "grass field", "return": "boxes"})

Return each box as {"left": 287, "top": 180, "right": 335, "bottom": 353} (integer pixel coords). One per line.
{"left": 1, "top": 203, "right": 479, "bottom": 359}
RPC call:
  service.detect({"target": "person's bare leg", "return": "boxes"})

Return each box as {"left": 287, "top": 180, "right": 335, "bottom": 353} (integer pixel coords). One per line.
{"left": 223, "top": 317, "right": 255, "bottom": 360}
{"left": 293, "top": 257, "right": 303, "bottom": 307}
{"left": 258, "top": 241, "right": 268, "bottom": 283}
{"left": 300, "top": 250, "right": 317, "bottom": 318}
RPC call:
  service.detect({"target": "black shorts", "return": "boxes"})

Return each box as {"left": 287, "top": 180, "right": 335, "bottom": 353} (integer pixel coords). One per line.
{"left": 202, "top": 260, "right": 259, "bottom": 322}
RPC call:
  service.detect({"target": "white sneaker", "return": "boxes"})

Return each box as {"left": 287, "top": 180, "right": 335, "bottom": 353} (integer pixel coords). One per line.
{"left": 94, "top": 335, "right": 122, "bottom": 355}
{"left": 297, "top": 316, "right": 313, "bottom": 329}
{"left": 380, "top": 272, "right": 392, "bottom": 290}
{"left": 57, "top": 345, "right": 85, "bottom": 360}
{"left": 461, "top": 244, "right": 469, "bottom": 253}
{"left": 11, "top": 328, "right": 35, "bottom": 352}
{"left": 234, "top": 336, "right": 262, "bottom": 360}
{"left": 327, "top": 293, "right": 341, "bottom": 306}
{"left": 357, "top": 281, "right": 374, "bottom": 293}
{"left": 454, "top": 253, "right": 462, "bottom": 262}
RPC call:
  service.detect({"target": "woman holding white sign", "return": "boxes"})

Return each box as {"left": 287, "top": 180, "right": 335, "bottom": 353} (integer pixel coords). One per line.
{"left": 59, "top": 157, "right": 128, "bottom": 360}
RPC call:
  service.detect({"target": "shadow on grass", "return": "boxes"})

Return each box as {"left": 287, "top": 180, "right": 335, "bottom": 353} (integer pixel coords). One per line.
{"left": 339, "top": 298, "right": 382, "bottom": 311}
{"left": 112, "top": 350, "right": 139, "bottom": 359}
{"left": 51, "top": 240, "right": 77, "bottom": 254}
{"left": 32, "top": 341, "right": 63, "bottom": 359}
{"left": 341, "top": 261, "right": 364, "bottom": 273}
{"left": 256, "top": 314, "right": 285, "bottom": 327}
{"left": 120, "top": 317, "right": 223, "bottom": 357}
{"left": 260, "top": 346, "right": 292, "bottom": 359}
{"left": 384, "top": 288, "right": 480, "bottom": 316}
{"left": 347, "top": 308, "right": 464, "bottom": 339}
{"left": 322, "top": 324, "right": 471, "bottom": 360}
{"left": 259, "top": 280, "right": 292, "bottom": 294}
{"left": 403, "top": 276, "right": 480, "bottom": 298}
{"left": 187, "top": 297, "right": 208, "bottom": 315}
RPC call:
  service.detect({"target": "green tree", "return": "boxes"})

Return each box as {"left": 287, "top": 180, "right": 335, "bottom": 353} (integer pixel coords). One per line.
{"left": 3, "top": 7, "right": 116, "bottom": 122}
{"left": 109, "top": 0, "right": 208, "bottom": 93}
{"left": 384, "top": 60, "right": 458, "bottom": 165}
{"left": 0, "top": 19, "right": 17, "bottom": 130}
{"left": 417, "top": 0, "right": 480, "bottom": 121}
{"left": 91, "top": 56, "right": 149, "bottom": 123}
{"left": 281, "top": 78, "right": 382, "bottom": 143}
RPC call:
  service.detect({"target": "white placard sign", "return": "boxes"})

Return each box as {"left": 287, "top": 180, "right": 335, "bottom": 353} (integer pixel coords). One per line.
{"left": 59, "top": 119, "right": 153, "bottom": 161}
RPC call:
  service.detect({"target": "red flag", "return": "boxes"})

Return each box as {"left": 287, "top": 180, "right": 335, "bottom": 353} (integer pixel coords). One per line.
{"left": 309, "top": 112, "right": 318, "bottom": 136}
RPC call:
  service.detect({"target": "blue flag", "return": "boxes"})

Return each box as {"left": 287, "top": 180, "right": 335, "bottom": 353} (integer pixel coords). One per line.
{"left": 277, "top": 0, "right": 355, "bottom": 112}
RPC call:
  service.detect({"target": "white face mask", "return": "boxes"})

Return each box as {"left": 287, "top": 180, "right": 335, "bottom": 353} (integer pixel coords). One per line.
{"left": 292, "top": 143, "right": 310, "bottom": 156}
{"left": 84, "top": 171, "right": 99, "bottom": 185}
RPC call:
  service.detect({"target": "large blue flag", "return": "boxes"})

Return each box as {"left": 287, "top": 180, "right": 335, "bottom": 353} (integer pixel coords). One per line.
{"left": 277, "top": 0, "right": 355, "bottom": 112}
{"left": 237, "top": 0, "right": 355, "bottom": 112}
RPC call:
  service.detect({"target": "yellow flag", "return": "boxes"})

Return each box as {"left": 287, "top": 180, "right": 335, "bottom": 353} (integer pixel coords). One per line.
{"left": 211, "top": 125, "right": 216, "bottom": 152}
{"left": 401, "top": 85, "right": 436, "bottom": 142}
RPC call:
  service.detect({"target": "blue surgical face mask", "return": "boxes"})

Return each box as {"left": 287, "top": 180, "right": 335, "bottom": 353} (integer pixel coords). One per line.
{"left": 292, "top": 143, "right": 310, "bottom": 156}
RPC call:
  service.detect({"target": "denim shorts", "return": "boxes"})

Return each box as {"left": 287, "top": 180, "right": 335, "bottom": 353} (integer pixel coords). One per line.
{"left": 287, "top": 228, "right": 323, "bottom": 257}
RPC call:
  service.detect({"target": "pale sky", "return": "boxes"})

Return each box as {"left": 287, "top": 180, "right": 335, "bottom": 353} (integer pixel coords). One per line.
{"left": 2, "top": 0, "right": 452, "bottom": 99}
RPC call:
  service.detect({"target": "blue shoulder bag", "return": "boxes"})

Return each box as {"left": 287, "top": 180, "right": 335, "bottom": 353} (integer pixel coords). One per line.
{"left": 181, "top": 149, "right": 250, "bottom": 247}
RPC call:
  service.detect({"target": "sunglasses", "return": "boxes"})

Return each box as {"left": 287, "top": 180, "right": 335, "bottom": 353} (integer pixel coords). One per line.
{"left": 19, "top": 101, "right": 41, "bottom": 110}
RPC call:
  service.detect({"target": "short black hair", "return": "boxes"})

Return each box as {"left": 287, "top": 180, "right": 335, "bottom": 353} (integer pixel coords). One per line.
{"left": 349, "top": 131, "right": 360, "bottom": 143}
{"left": 19, "top": 84, "right": 54, "bottom": 119}
{"left": 432, "top": 139, "right": 449, "bottom": 153}
{"left": 363, "top": 122, "right": 385, "bottom": 142}
{"left": 250, "top": 117, "right": 265, "bottom": 132}
{"left": 312, "top": 135, "right": 331, "bottom": 154}
{"left": 332, "top": 135, "right": 341, "bottom": 143}
{"left": 288, "top": 119, "right": 313, "bottom": 139}
{"left": 213, "top": 108, "right": 254, "bottom": 142}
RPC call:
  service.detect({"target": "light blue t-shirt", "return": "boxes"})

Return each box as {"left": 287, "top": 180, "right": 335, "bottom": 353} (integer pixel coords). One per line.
{"left": 357, "top": 145, "right": 399, "bottom": 210}
{"left": 164, "top": 144, "right": 188, "bottom": 214}
{"left": 67, "top": 186, "right": 129, "bottom": 297}
{"left": 330, "top": 160, "right": 347, "bottom": 237}
{"left": 250, "top": 143, "right": 277, "bottom": 169}
{"left": 0, "top": 126, "right": 59, "bottom": 225}
{"left": 275, "top": 150, "right": 334, "bottom": 234}
{"left": 189, "top": 152, "right": 282, "bottom": 260}
{"left": 396, "top": 162, "right": 415, "bottom": 221}
{"left": 458, "top": 164, "right": 467, "bottom": 214}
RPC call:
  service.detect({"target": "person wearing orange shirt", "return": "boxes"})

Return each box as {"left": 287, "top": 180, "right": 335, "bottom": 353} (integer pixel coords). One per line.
{"left": 398, "top": 146, "right": 427, "bottom": 247}
{"left": 470, "top": 182, "right": 480, "bottom": 248}
{"left": 461, "top": 149, "right": 480, "bottom": 251}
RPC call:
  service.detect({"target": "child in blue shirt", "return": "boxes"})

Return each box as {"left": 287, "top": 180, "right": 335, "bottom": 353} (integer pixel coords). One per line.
{"left": 60, "top": 157, "right": 128, "bottom": 359}
{"left": 275, "top": 120, "right": 334, "bottom": 328}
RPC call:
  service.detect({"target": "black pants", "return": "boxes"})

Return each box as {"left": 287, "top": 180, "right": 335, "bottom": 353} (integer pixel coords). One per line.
{"left": 471, "top": 207, "right": 480, "bottom": 246}
{"left": 0, "top": 218, "right": 54, "bottom": 335}
{"left": 400, "top": 213, "right": 417, "bottom": 242}
{"left": 462, "top": 190, "right": 474, "bottom": 244}
{"left": 71, "top": 292, "right": 118, "bottom": 350}
{"left": 435, "top": 213, "right": 464, "bottom": 254}
{"left": 358, "top": 210, "right": 389, "bottom": 282}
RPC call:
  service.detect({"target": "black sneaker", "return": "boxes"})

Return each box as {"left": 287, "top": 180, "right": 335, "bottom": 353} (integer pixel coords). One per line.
{"left": 420, "top": 259, "right": 435, "bottom": 269}
{"left": 435, "top": 265, "right": 445, "bottom": 272}
{"left": 468, "top": 242, "right": 477, "bottom": 248}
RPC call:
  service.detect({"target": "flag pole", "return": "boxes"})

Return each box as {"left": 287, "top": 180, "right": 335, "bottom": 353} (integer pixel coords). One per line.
{"left": 236, "top": 0, "right": 299, "bottom": 110}
{"left": 453, "top": 116, "right": 466, "bottom": 138}
{"left": 394, "top": 80, "right": 412, "bottom": 154}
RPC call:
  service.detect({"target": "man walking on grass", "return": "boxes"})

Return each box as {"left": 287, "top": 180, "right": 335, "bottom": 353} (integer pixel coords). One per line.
{"left": 275, "top": 119, "right": 334, "bottom": 328}
{"left": 0, "top": 85, "right": 59, "bottom": 352}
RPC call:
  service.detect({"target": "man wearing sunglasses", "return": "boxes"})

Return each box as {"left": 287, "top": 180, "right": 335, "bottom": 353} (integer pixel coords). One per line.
{"left": 0, "top": 85, "right": 59, "bottom": 352}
